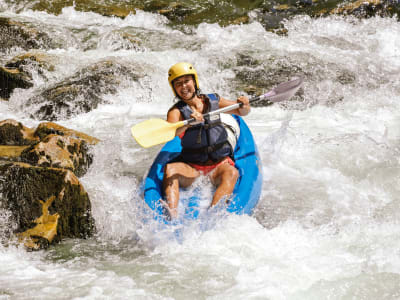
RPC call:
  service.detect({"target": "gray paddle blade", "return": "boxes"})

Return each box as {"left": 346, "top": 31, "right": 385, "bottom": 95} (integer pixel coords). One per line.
{"left": 268, "top": 76, "right": 304, "bottom": 103}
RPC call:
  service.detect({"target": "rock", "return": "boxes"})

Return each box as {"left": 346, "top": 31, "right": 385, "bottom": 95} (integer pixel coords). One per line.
{"left": 0, "top": 17, "right": 54, "bottom": 52}
{"left": 26, "top": 60, "right": 142, "bottom": 121}
{"left": 0, "top": 66, "right": 34, "bottom": 100}
{"left": 0, "top": 145, "right": 30, "bottom": 159}
{"left": 0, "top": 119, "right": 99, "bottom": 250}
{"left": 0, "top": 161, "right": 95, "bottom": 250}
{"left": 231, "top": 16, "right": 250, "bottom": 25}
{"left": 331, "top": 0, "right": 385, "bottom": 17}
{"left": 29, "top": 0, "right": 136, "bottom": 18}
{"left": 0, "top": 119, "right": 38, "bottom": 145}
{"left": 20, "top": 134, "right": 92, "bottom": 177}
{"left": 34, "top": 122, "right": 100, "bottom": 145}
{"left": 0, "top": 52, "right": 55, "bottom": 100}
{"left": 0, "top": 119, "right": 99, "bottom": 176}
{"left": 154, "top": 1, "right": 195, "bottom": 23}
{"left": 233, "top": 65, "right": 304, "bottom": 107}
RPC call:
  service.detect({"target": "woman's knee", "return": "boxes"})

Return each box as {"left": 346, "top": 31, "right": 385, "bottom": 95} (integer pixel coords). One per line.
{"left": 222, "top": 165, "right": 239, "bottom": 182}
{"left": 163, "top": 163, "right": 178, "bottom": 183}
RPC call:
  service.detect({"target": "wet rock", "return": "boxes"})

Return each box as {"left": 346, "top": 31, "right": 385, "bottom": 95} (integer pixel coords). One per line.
{"left": 0, "top": 119, "right": 99, "bottom": 176}
{"left": 0, "top": 66, "right": 33, "bottom": 100}
{"left": 233, "top": 61, "right": 304, "bottom": 106}
{"left": 143, "top": 0, "right": 251, "bottom": 27}
{"left": 0, "top": 119, "right": 38, "bottom": 145}
{"left": 20, "top": 134, "right": 92, "bottom": 177}
{"left": 231, "top": 16, "right": 250, "bottom": 25}
{"left": 0, "top": 17, "right": 54, "bottom": 52}
{"left": 26, "top": 60, "right": 142, "bottom": 121}
{"left": 315, "top": 0, "right": 400, "bottom": 18}
{"left": 6, "top": 52, "right": 56, "bottom": 74}
{"left": 0, "top": 145, "right": 29, "bottom": 159}
{"left": 0, "top": 119, "right": 99, "bottom": 250}
{"left": 0, "top": 52, "right": 55, "bottom": 100}
{"left": 236, "top": 53, "right": 262, "bottom": 68}
{"left": 28, "top": 0, "right": 136, "bottom": 17}
{"left": 76, "top": 3, "right": 136, "bottom": 18}
{"left": 0, "top": 161, "right": 95, "bottom": 250}
{"left": 100, "top": 30, "right": 143, "bottom": 51}
{"left": 34, "top": 122, "right": 100, "bottom": 145}
{"left": 336, "top": 70, "right": 356, "bottom": 85}
{"left": 153, "top": 1, "right": 195, "bottom": 23}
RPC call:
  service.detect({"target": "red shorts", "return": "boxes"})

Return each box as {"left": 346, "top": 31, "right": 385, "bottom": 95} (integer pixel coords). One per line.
{"left": 189, "top": 157, "right": 235, "bottom": 175}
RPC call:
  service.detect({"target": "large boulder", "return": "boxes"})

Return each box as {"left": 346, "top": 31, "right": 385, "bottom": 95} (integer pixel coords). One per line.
{"left": 0, "top": 119, "right": 99, "bottom": 250}
{"left": 0, "top": 162, "right": 95, "bottom": 250}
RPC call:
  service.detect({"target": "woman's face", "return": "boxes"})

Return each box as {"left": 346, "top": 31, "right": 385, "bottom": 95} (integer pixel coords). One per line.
{"left": 173, "top": 75, "right": 196, "bottom": 101}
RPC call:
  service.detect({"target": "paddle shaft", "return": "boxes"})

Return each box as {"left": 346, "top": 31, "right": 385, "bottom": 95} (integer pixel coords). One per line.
{"left": 182, "top": 91, "right": 274, "bottom": 126}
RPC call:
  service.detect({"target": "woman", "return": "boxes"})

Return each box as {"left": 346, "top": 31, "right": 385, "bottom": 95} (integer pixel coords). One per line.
{"left": 163, "top": 62, "right": 250, "bottom": 219}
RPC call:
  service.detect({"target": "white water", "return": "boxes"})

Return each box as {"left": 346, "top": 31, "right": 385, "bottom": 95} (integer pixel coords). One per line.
{"left": 1, "top": 5, "right": 400, "bottom": 300}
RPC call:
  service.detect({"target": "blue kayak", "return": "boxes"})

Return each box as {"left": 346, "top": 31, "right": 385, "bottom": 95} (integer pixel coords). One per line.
{"left": 143, "top": 115, "right": 262, "bottom": 223}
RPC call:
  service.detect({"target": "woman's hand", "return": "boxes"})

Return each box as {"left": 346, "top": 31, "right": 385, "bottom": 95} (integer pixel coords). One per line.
{"left": 190, "top": 110, "right": 204, "bottom": 123}
{"left": 237, "top": 96, "right": 250, "bottom": 116}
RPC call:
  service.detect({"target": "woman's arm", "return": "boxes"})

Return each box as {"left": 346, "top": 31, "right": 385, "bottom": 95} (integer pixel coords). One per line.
{"left": 219, "top": 96, "right": 250, "bottom": 116}
{"left": 167, "top": 108, "right": 188, "bottom": 137}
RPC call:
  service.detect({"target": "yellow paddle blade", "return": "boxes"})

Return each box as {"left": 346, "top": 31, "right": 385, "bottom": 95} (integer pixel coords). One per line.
{"left": 131, "top": 118, "right": 185, "bottom": 148}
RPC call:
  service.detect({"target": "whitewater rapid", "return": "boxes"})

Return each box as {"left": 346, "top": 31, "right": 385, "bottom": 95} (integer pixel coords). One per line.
{"left": 1, "top": 5, "right": 400, "bottom": 300}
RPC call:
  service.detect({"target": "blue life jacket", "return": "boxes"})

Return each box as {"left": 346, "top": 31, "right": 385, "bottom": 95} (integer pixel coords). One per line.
{"left": 174, "top": 93, "right": 232, "bottom": 164}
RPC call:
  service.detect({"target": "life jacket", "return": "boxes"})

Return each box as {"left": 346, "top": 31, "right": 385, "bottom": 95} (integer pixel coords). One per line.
{"left": 174, "top": 93, "right": 233, "bottom": 164}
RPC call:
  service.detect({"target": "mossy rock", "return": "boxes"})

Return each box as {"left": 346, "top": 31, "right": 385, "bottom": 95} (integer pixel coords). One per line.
{"left": 0, "top": 162, "right": 95, "bottom": 250}
{"left": 0, "top": 145, "right": 30, "bottom": 159}
{"left": 34, "top": 122, "right": 100, "bottom": 145}
{"left": 20, "top": 134, "right": 93, "bottom": 177}
{"left": 24, "top": 0, "right": 136, "bottom": 17}
{"left": 0, "top": 119, "right": 38, "bottom": 145}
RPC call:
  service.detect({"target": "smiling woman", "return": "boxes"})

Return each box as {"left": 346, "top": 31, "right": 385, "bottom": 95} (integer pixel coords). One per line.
{"left": 160, "top": 62, "right": 251, "bottom": 219}
{"left": 1, "top": 1, "right": 400, "bottom": 298}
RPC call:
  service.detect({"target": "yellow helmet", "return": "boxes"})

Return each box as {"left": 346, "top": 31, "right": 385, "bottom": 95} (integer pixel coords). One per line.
{"left": 168, "top": 62, "right": 199, "bottom": 96}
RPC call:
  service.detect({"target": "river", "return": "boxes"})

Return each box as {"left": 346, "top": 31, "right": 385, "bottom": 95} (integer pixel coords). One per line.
{"left": 1, "top": 3, "right": 400, "bottom": 300}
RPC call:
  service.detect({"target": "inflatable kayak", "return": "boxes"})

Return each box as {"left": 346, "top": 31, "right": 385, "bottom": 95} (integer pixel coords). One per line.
{"left": 142, "top": 115, "right": 262, "bottom": 223}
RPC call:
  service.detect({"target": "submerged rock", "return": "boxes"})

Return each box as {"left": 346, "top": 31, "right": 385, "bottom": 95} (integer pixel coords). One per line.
{"left": 0, "top": 17, "right": 54, "bottom": 52}
{"left": 0, "top": 162, "right": 95, "bottom": 250}
{"left": 233, "top": 56, "right": 304, "bottom": 106}
{"left": 0, "top": 52, "right": 56, "bottom": 100}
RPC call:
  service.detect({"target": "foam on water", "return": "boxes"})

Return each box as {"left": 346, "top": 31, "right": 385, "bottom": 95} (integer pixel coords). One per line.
{"left": 1, "top": 5, "right": 400, "bottom": 299}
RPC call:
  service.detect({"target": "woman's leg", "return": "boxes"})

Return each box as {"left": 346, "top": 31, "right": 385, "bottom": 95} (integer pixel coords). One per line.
{"left": 163, "top": 162, "right": 200, "bottom": 218}
{"left": 209, "top": 162, "right": 239, "bottom": 207}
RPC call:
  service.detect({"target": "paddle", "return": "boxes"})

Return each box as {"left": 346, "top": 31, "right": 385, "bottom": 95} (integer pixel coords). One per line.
{"left": 131, "top": 76, "right": 304, "bottom": 148}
